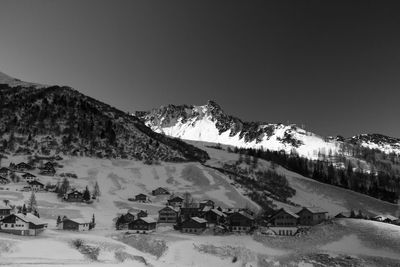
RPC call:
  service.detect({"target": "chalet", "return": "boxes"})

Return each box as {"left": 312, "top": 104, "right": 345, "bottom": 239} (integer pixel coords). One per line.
{"left": 180, "top": 207, "right": 201, "bottom": 221}
{"left": 128, "top": 217, "right": 157, "bottom": 233}
{"left": 167, "top": 196, "right": 184, "bottom": 207}
{"left": 43, "top": 162, "right": 56, "bottom": 169}
{"left": 181, "top": 217, "right": 207, "bottom": 233}
{"left": 269, "top": 208, "right": 299, "bottom": 227}
{"left": 227, "top": 211, "right": 255, "bottom": 232}
{"left": 22, "top": 173, "right": 36, "bottom": 182}
{"left": 64, "top": 190, "right": 84, "bottom": 202}
{"left": 0, "top": 213, "right": 47, "bottom": 236}
{"left": 14, "top": 162, "right": 33, "bottom": 171}
{"left": 203, "top": 208, "right": 227, "bottom": 225}
{"left": 0, "top": 176, "right": 9, "bottom": 185}
{"left": 28, "top": 180, "right": 45, "bottom": 191}
{"left": 0, "top": 167, "right": 9, "bottom": 177}
{"left": 334, "top": 212, "right": 351, "bottom": 219}
{"left": 296, "top": 207, "right": 327, "bottom": 226}
{"left": 152, "top": 187, "right": 170, "bottom": 196}
{"left": 58, "top": 217, "right": 90, "bottom": 231}
{"left": 137, "top": 210, "right": 148, "bottom": 218}
{"left": 39, "top": 166, "right": 56, "bottom": 176}
{"left": 135, "top": 193, "right": 149, "bottom": 203}
{"left": 0, "top": 204, "right": 12, "bottom": 220}
{"left": 158, "top": 206, "right": 180, "bottom": 223}
{"left": 199, "top": 200, "right": 215, "bottom": 210}
{"left": 115, "top": 212, "right": 136, "bottom": 230}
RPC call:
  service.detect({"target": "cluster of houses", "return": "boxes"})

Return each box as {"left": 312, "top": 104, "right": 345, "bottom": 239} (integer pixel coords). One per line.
{"left": 0, "top": 160, "right": 59, "bottom": 192}
{"left": 118, "top": 187, "right": 334, "bottom": 236}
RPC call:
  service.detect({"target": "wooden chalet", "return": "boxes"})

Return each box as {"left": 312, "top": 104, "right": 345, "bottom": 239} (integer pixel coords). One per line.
{"left": 116, "top": 212, "right": 136, "bottom": 230}
{"left": 22, "top": 173, "right": 36, "bottom": 182}
{"left": 199, "top": 200, "right": 215, "bottom": 210}
{"left": 14, "top": 162, "right": 33, "bottom": 171}
{"left": 128, "top": 217, "right": 157, "bottom": 233}
{"left": 64, "top": 190, "right": 84, "bottom": 202}
{"left": 158, "top": 206, "right": 180, "bottom": 223}
{"left": 28, "top": 180, "right": 45, "bottom": 191}
{"left": 203, "top": 208, "right": 227, "bottom": 225}
{"left": 0, "top": 213, "right": 47, "bottom": 236}
{"left": 0, "top": 167, "right": 10, "bottom": 177}
{"left": 0, "top": 176, "right": 9, "bottom": 185}
{"left": 334, "top": 212, "right": 351, "bottom": 219}
{"left": 227, "top": 211, "right": 255, "bottom": 232}
{"left": 180, "top": 207, "right": 201, "bottom": 221}
{"left": 137, "top": 210, "right": 148, "bottom": 218}
{"left": 152, "top": 187, "right": 170, "bottom": 196}
{"left": 167, "top": 195, "right": 184, "bottom": 207}
{"left": 181, "top": 217, "right": 207, "bottom": 233}
{"left": 39, "top": 166, "right": 56, "bottom": 176}
{"left": 135, "top": 193, "right": 149, "bottom": 203}
{"left": 58, "top": 217, "right": 90, "bottom": 231}
{"left": 269, "top": 208, "right": 299, "bottom": 227}
{"left": 0, "top": 203, "right": 12, "bottom": 220}
{"left": 296, "top": 207, "right": 327, "bottom": 226}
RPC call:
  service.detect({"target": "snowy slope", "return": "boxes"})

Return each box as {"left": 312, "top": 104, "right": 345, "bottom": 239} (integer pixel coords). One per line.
{"left": 137, "top": 101, "right": 343, "bottom": 160}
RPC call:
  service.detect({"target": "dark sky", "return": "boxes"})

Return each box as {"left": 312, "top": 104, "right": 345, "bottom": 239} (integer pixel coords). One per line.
{"left": 1, "top": 1, "right": 400, "bottom": 138}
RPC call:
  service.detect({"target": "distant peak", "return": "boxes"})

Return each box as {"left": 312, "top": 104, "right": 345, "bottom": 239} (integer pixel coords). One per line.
{"left": 0, "top": 71, "right": 46, "bottom": 88}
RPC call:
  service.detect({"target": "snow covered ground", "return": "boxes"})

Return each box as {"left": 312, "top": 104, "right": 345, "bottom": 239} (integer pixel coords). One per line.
{"left": 1, "top": 147, "right": 400, "bottom": 266}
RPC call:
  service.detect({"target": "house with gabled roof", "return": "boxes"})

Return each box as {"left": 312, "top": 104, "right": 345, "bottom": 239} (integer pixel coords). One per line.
{"left": 128, "top": 217, "right": 157, "bottom": 233}
{"left": 58, "top": 217, "right": 91, "bottom": 231}
{"left": 181, "top": 217, "right": 207, "bottom": 233}
{"left": 14, "top": 162, "right": 33, "bottom": 171}
{"left": 28, "top": 180, "right": 45, "bottom": 191}
{"left": 0, "top": 167, "right": 10, "bottom": 177}
{"left": 0, "top": 175, "right": 9, "bottom": 185}
{"left": 202, "top": 208, "right": 227, "bottom": 225}
{"left": 0, "top": 203, "right": 12, "bottom": 220}
{"left": 22, "top": 173, "right": 36, "bottom": 182}
{"left": 269, "top": 208, "right": 299, "bottom": 227}
{"left": 64, "top": 190, "right": 84, "bottom": 202}
{"left": 296, "top": 207, "right": 327, "bottom": 226}
{"left": 134, "top": 193, "right": 149, "bottom": 203}
{"left": 0, "top": 213, "right": 47, "bottom": 236}
{"left": 227, "top": 211, "right": 255, "bottom": 232}
{"left": 158, "top": 206, "right": 180, "bottom": 223}
{"left": 152, "top": 187, "right": 170, "bottom": 196}
{"left": 167, "top": 195, "right": 184, "bottom": 207}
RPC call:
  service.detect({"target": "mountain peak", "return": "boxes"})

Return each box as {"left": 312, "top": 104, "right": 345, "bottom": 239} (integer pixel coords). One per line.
{"left": 0, "top": 71, "right": 46, "bottom": 89}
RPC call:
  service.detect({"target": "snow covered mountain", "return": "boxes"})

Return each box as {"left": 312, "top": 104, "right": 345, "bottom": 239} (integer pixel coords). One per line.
{"left": 350, "top": 134, "right": 400, "bottom": 155}
{"left": 137, "top": 101, "right": 400, "bottom": 158}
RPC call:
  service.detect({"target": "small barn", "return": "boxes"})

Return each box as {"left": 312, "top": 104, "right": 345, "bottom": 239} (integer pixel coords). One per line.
{"left": 135, "top": 193, "right": 149, "bottom": 203}
{"left": 58, "top": 217, "right": 90, "bottom": 231}
{"left": 65, "top": 190, "right": 84, "bottom": 202}
{"left": 152, "top": 187, "right": 170, "bottom": 196}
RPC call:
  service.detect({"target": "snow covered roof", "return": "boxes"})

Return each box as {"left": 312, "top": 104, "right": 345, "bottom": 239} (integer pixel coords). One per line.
{"left": 140, "top": 217, "right": 156, "bottom": 224}
{"left": 300, "top": 207, "right": 327, "bottom": 214}
{"left": 67, "top": 218, "right": 90, "bottom": 224}
{"left": 0, "top": 203, "right": 11, "bottom": 210}
{"left": 15, "top": 213, "right": 46, "bottom": 225}
{"left": 210, "top": 208, "right": 226, "bottom": 217}
{"left": 191, "top": 217, "right": 207, "bottom": 224}
{"left": 160, "top": 206, "right": 180, "bottom": 213}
